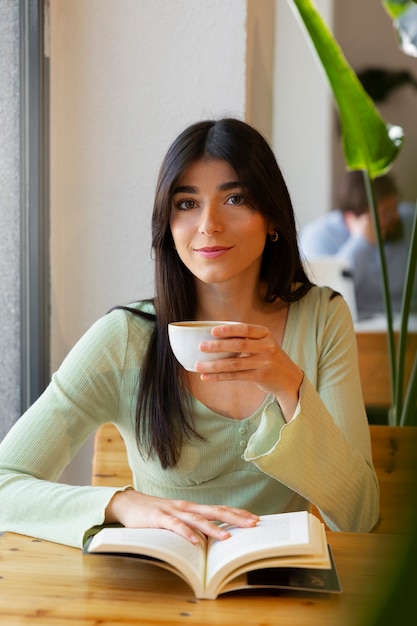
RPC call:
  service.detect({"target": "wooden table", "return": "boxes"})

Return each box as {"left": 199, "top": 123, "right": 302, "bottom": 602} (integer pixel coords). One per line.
{"left": 0, "top": 530, "right": 412, "bottom": 626}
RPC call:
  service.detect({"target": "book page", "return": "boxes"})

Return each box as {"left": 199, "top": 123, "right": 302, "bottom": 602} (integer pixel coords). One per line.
{"left": 215, "top": 545, "right": 341, "bottom": 599}
{"left": 87, "top": 527, "right": 207, "bottom": 596}
{"left": 206, "top": 512, "right": 324, "bottom": 594}
{"left": 211, "top": 526, "right": 330, "bottom": 597}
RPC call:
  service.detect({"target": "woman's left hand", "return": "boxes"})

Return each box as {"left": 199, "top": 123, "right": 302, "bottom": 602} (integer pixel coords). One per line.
{"left": 195, "top": 323, "right": 304, "bottom": 420}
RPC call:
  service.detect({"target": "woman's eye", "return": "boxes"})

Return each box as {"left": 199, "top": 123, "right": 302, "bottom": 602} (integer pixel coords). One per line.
{"left": 176, "top": 199, "right": 196, "bottom": 211}
{"left": 227, "top": 194, "right": 245, "bottom": 206}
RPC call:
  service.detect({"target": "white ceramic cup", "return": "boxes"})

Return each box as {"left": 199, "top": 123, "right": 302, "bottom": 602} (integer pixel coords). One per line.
{"left": 168, "top": 321, "right": 239, "bottom": 372}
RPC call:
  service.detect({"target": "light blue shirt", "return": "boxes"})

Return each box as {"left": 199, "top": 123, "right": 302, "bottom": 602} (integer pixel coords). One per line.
{"left": 299, "top": 203, "right": 417, "bottom": 316}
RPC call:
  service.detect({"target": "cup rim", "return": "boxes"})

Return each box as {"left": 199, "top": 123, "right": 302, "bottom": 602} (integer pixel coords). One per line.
{"left": 168, "top": 320, "right": 239, "bottom": 328}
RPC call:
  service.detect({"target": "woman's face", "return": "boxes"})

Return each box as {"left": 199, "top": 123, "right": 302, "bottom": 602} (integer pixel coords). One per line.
{"left": 169, "top": 158, "right": 272, "bottom": 287}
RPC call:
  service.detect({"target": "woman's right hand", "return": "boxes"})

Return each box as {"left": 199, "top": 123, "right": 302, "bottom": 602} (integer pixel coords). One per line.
{"left": 104, "top": 490, "right": 259, "bottom": 544}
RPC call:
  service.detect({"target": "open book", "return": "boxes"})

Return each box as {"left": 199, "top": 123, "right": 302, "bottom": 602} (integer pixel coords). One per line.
{"left": 84, "top": 511, "right": 341, "bottom": 599}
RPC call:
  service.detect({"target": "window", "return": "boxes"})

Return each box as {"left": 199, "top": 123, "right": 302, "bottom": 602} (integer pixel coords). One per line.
{"left": 0, "top": 0, "right": 49, "bottom": 439}
{"left": 19, "top": 0, "right": 50, "bottom": 411}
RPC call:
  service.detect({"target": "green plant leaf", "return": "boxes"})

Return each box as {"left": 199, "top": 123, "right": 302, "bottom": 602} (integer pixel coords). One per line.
{"left": 396, "top": 203, "right": 417, "bottom": 422}
{"left": 290, "top": 0, "right": 417, "bottom": 425}
{"left": 290, "top": 0, "right": 404, "bottom": 177}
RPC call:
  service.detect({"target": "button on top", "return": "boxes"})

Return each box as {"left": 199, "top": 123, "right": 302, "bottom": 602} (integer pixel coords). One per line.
{"left": 238, "top": 426, "right": 246, "bottom": 435}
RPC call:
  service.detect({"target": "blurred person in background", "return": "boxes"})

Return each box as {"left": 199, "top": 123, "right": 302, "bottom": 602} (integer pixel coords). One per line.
{"left": 299, "top": 170, "right": 417, "bottom": 318}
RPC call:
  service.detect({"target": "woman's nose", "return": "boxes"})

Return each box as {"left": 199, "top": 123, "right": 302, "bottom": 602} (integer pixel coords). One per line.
{"left": 198, "top": 203, "right": 223, "bottom": 236}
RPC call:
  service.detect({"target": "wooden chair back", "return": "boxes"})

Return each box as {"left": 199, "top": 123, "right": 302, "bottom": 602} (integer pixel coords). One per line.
{"left": 92, "top": 422, "right": 133, "bottom": 487}
{"left": 92, "top": 423, "right": 417, "bottom": 535}
{"left": 356, "top": 331, "right": 417, "bottom": 406}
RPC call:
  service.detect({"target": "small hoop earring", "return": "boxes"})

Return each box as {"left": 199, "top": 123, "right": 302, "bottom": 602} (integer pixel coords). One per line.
{"left": 270, "top": 230, "right": 279, "bottom": 243}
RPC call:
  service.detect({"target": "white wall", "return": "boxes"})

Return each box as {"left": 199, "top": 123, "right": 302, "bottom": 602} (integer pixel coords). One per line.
{"left": 50, "top": 0, "right": 248, "bottom": 372}
{"left": 273, "top": 0, "right": 334, "bottom": 230}
{"left": 51, "top": 0, "right": 250, "bottom": 484}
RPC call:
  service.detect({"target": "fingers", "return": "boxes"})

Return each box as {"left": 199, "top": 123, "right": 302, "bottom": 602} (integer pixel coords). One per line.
{"left": 152, "top": 511, "right": 218, "bottom": 545}
{"left": 196, "top": 331, "right": 278, "bottom": 380}
{"left": 109, "top": 491, "right": 260, "bottom": 545}
{"left": 195, "top": 327, "right": 301, "bottom": 404}
{"left": 167, "top": 501, "right": 259, "bottom": 543}
{"left": 184, "top": 502, "right": 259, "bottom": 525}
{"left": 211, "top": 323, "right": 265, "bottom": 340}
{"left": 200, "top": 324, "right": 275, "bottom": 359}
{"left": 195, "top": 357, "right": 258, "bottom": 382}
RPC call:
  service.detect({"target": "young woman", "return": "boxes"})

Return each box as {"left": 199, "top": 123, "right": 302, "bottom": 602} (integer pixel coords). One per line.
{"left": 0, "top": 118, "right": 379, "bottom": 548}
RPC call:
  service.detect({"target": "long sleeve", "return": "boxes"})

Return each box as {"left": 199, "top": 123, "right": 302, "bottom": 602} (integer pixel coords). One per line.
{"left": 244, "top": 289, "right": 379, "bottom": 532}
{"left": 0, "top": 310, "right": 145, "bottom": 547}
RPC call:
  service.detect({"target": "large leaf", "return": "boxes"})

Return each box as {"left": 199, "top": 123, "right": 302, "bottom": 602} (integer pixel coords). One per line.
{"left": 290, "top": 0, "right": 404, "bottom": 177}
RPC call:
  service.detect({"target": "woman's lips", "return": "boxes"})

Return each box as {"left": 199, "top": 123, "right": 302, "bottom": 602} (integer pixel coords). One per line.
{"left": 195, "top": 246, "right": 232, "bottom": 259}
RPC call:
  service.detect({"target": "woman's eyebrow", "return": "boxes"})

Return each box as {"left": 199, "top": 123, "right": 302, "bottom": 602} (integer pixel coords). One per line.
{"left": 172, "top": 181, "right": 241, "bottom": 195}
{"left": 172, "top": 185, "right": 197, "bottom": 195}
{"left": 218, "top": 180, "right": 241, "bottom": 191}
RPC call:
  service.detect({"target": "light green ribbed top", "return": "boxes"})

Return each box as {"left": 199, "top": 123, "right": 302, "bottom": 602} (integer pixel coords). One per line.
{"left": 0, "top": 286, "right": 379, "bottom": 547}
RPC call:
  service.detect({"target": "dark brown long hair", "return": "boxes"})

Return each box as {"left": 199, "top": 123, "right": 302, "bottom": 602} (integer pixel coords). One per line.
{"left": 133, "top": 118, "right": 312, "bottom": 468}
